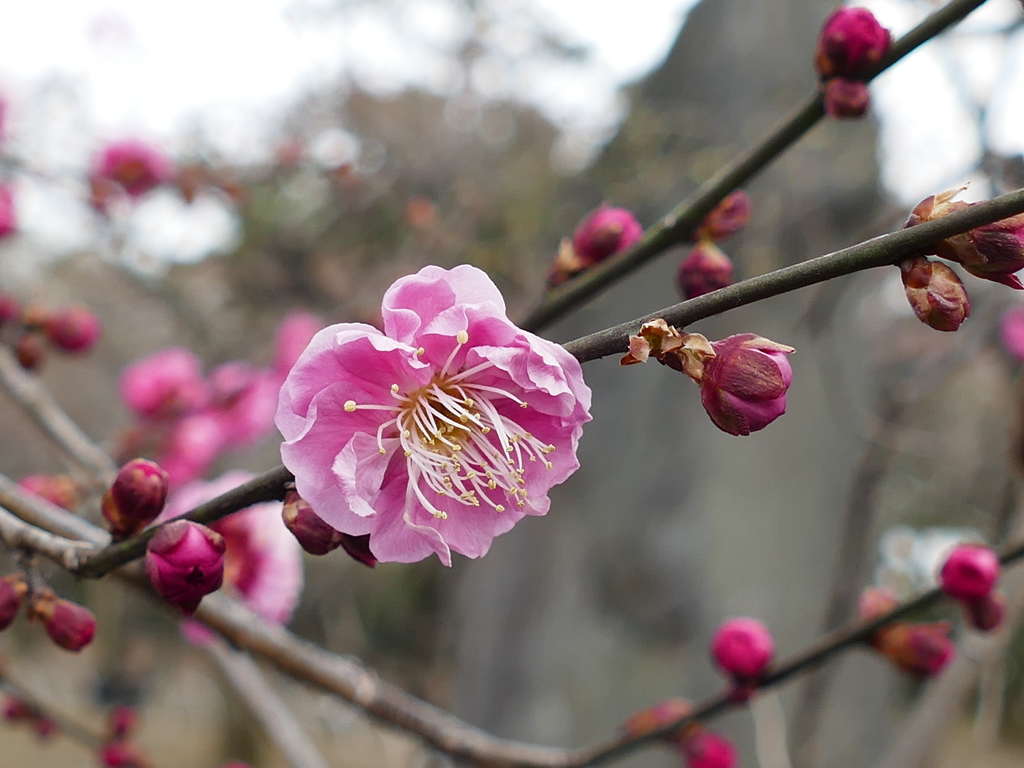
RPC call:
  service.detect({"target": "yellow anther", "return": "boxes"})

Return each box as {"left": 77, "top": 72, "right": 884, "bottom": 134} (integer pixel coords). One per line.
{"left": 456, "top": 330, "right": 469, "bottom": 344}
{"left": 545, "top": 462, "right": 553, "bottom": 470}
{"left": 416, "top": 347, "right": 425, "bottom": 356}
{"left": 391, "top": 384, "right": 400, "bottom": 394}
{"left": 520, "top": 402, "right": 528, "bottom": 408}
{"left": 344, "top": 400, "right": 357, "bottom": 412}
{"left": 495, "top": 505, "right": 505, "bottom": 513}
{"left": 403, "top": 430, "right": 411, "bottom": 438}
{"left": 464, "top": 398, "right": 474, "bottom": 407}
{"left": 481, "top": 427, "right": 491, "bottom": 434}
{"left": 379, "top": 448, "right": 387, "bottom": 455}
{"left": 404, "top": 450, "right": 412, "bottom": 457}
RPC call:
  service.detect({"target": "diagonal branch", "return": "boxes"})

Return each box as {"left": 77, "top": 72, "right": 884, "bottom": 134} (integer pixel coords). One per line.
{"left": 561, "top": 187, "right": 1024, "bottom": 363}
{"left": 519, "top": 0, "right": 990, "bottom": 333}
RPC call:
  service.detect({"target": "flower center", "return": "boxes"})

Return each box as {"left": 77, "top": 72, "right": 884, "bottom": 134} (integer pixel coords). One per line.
{"left": 343, "top": 332, "right": 555, "bottom": 519}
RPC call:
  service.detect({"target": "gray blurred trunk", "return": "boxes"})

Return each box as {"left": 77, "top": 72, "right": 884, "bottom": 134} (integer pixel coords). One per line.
{"left": 450, "top": 0, "right": 892, "bottom": 765}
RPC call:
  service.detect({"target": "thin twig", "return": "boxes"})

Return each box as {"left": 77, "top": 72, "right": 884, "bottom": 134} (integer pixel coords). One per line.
{"left": 561, "top": 186, "right": 1024, "bottom": 363}
{"left": 519, "top": 0, "right": 990, "bottom": 333}
{"left": 206, "top": 640, "right": 331, "bottom": 768}
{"left": 0, "top": 346, "right": 117, "bottom": 486}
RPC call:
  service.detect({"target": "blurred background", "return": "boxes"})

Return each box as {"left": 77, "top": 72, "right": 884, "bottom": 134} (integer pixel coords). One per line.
{"left": 2, "top": 0, "right": 1024, "bottom": 766}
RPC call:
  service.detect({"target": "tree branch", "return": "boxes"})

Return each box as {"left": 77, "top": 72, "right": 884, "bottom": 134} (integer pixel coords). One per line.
{"left": 561, "top": 187, "right": 1024, "bottom": 363}
{"left": 519, "top": 0, "right": 990, "bottom": 333}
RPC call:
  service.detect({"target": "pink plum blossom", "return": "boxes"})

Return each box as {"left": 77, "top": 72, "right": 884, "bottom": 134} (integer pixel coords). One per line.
{"left": 93, "top": 139, "right": 172, "bottom": 198}
{"left": 276, "top": 265, "right": 592, "bottom": 565}
{"left": 0, "top": 185, "right": 15, "bottom": 239}
{"left": 120, "top": 348, "right": 209, "bottom": 419}
{"left": 159, "top": 412, "right": 227, "bottom": 488}
{"left": 160, "top": 472, "right": 303, "bottom": 628}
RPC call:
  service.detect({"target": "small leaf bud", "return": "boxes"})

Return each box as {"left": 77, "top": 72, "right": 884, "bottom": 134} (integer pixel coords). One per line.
{"left": 13, "top": 332, "right": 44, "bottom": 371}
{"left": 621, "top": 698, "right": 696, "bottom": 741}
{"left": 696, "top": 191, "right": 751, "bottom": 241}
{"left": 102, "top": 459, "right": 169, "bottom": 541}
{"left": 145, "top": 520, "right": 226, "bottom": 615}
{"left": 898, "top": 255, "right": 970, "bottom": 331}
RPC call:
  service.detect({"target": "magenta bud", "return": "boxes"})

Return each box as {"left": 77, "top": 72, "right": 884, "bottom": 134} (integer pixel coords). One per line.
{"left": 823, "top": 78, "right": 870, "bottom": 119}
{"left": 36, "top": 597, "right": 97, "bottom": 652}
{"left": 0, "top": 574, "right": 26, "bottom": 631}
{"left": 44, "top": 306, "right": 102, "bottom": 353}
{"left": 700, "top": 334, "right": 795, "bottom": 436}
{"left": 103, "top": 459, "right": 169, "bottom": 541}
{"left": 814, "top": 7, "right": 891, "bottom": 80}
{"left": 710, "top": 617, "right": 775, "bottom": 681}
{"left": 0, "top": 293, "right": 20, "bottom": 324}
{"left": 109, "top": 707, "right": 137, "bottom": 740}
{"left": 94, "top": 139, "right": 172, "bottom": 199}
{"left": 966, "top": 592, "right": 1005, "bottom": 633}
{"left": 100, "top": 740, "right": 147, "bottom": 768}
{"left": 678, "top": 731, "right": 738, "bottom": 768}
{"left": 282, "top": 490, "right": 345, "bottom": 556}
{"left": 0, "top": 185, "right": 16, "bottom": 239}
{"left": 899, "top": 255, "right": 970, "bottom": 331}
{"left": 676, "top": 240, "right": 734, "bottom": 299}
{"left": 940, "top": 544, "right": 1000, "bottom": 602}
{"left": 571, "top": 205, "right": 643, "bottom": 266}
{"left": 872, "top": 621, "right": 955, "bottom": 676}
{"left": 146, "top": 520, "right": 226, "bottom": 616}
{"left": 696, "top": 191, "right": 751, "bottom": 241}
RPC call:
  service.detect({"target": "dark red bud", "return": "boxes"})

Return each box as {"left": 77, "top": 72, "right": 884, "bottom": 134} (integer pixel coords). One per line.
{"left": 29, "top": 591, "right": 96, "bottom": 652}
{"left": 109, "top": 706, "right": 137, "bottom": 740}
{"left": 43, "top": 306, "right": 102, "bottom": 353}
{"left": 0, "top": 573, "right": 27, "bottom": 631}
{"left": 823, "top": 78, "right": 870, "bottom": 119}
{"left": 966, "top": 592, "right": 1005, "bottom": 633}
{"left": 14, "top": 333, "right": 44, "bottom": 371}
{"left": 282, "top": 489, "right": 345, "bottom": 556}
{"left": 102, "top": 459, "right": 169, "bottom": 540}
{"left": 899, "top": 256, "right": 970, "bottom": 331}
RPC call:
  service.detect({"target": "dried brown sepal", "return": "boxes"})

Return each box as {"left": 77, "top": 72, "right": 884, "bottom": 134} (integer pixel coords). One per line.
{"left": 620, "top": 319, "right": 715, "bottom": 383}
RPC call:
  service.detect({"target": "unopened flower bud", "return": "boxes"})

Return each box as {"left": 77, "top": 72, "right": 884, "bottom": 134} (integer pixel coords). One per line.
{"left": 2, "top": 696, "right": 32, "bottom": 721}
{"left": 0, "top": 293, "right": 20, "bottom": 324}
{"left": 940, "top": 544, "right": 1000, "bottom": 602}
{"left": 823, "top": 78, "right": 870, "bottom": 119}
{"left": 966, "top": 591, "right": 1005, "bottom": 632}
{"left": 100, "top": 740, "right": 148, "bottom": 768}
{"left": 678, "top": 731, "right": 738, "bottom": 768}
{"left": 0, "top": 573, "right": 27, "bottom": 630}
{"left": 146, "top": 520, "right": 226, "bottom": 615}
{"left": 109, "top": 706, "right": 137, "bottom": 740}
{"left": 710, "top": 618, "right": 775, "bottom": 681}
{"left": 814, "top": 7, "right": 891, "bottom": 79}
{"left": 572, "top": 205, "right": 643, "bottom": 266}
{"left": 898, "top": 255, "right": 970, "bottom": 331}
{"left": 905, "top": 186, "right": 1024, "bottom": 288}
{"left": 29, "top": 591, "right": 97, "bottom": 652}
{"left": 32, "top": 717, "right": 58, "bottom": 740}
{"left": 700, "top": 334, "right": 795, "bottom": 436}
{"left": 94, "top": 140, "right": 172, "bottom": 199}
{"left": 282, "top": 489, "right": 345, "bottom": 555}
{"left": 14, "top": 333, "right": 44, "bottom": 371}
{"left": 18, "top": 474, "right": 80, "bottom": 510}
{"left": 622, "top": 698, "right": 696, "bottom": 741}
{"left": 44, "top": 306, "right": 102, "bottom": 353}
{"left": 871, "top": 621, "right": 954, "bottom": 676}
{"left": 677, "top": 240, "right": 734, "bottom": 299}
{"left": 0, "top": 185, "right": 16, "bottom": 239}
{"left": 340, "top": 533, "right": 378, "bottom": 568}
{"left": 696, "top": 191, "right": 751, "bottom": 241}
{"left": 857, "top": 586, "right": 899, "bottom": 621}
{"left": 103, "top": 459, "right": 169, "bottom": 540}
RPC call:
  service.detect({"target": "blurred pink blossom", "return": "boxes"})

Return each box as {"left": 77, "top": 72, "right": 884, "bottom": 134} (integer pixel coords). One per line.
{"left": 273, "top": 311, "right": 323, "bottom": 378}
{"left": 94, "top": 139, "right": 172, "bottom": 198}
{"left": 120, "top": 348, "right": 209, "bottom": 419}
{"left": 0, "top": 185, "right": 15, "bottom": 239}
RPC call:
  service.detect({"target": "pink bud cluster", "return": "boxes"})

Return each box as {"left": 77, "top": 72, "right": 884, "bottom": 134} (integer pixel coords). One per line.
{"left": 621, "top": 698, "right": 738, "bottom": 768}
{"left": 904, "top": 186, "right": 1024, "bottom": 290}
{"left": 858, "top": 587, "right": 955, "bottom": 676}
{"left": 0, "top": 295, "right": 102, "bottom": 370}
{"left": 118, "top": 312, "right": 321, "bottom": 488}
{"left": 98, "top": 707, "right": 152, "bottom": 768}
{"left": 282, "top": 488, "right": 377, "bottom": 566}
{"left": 940, "top": 545, "right": 1004, "bottom": 632}
{"left": 710, "top": 618, "right": 775, "bottom": 699}
{"left": 677, "top": 191, "right": 751, "bottom": 300}
{"left": 548, "top": 204, "right": 643, "bottom": 286}
{"left": 622, "top": 320, "right": 795, "bottom": 436}
{"left": 0, "top": 572, "right": 96, "bottom": 652}
{"left": 814, "top": 7, "right": 891, "bottom": 119}
{"left": 2, "top": 695, "right": 58, "bottom": 741}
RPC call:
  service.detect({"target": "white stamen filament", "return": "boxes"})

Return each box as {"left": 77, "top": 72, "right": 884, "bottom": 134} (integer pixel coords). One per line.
{"left": 344, "top": 335, "right": 555, "bottom": 520}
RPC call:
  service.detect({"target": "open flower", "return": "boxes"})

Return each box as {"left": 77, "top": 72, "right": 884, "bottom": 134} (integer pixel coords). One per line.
{"left": 159, "top": 472, "right": 303, "bottom": 628}
{"left": 277, "top": 265, "right": 592, "bottom": 565}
